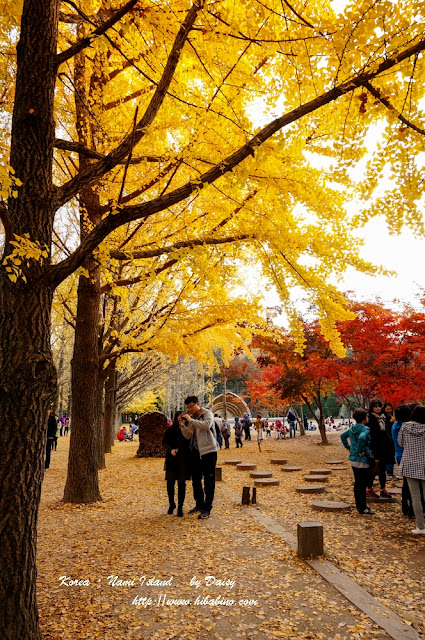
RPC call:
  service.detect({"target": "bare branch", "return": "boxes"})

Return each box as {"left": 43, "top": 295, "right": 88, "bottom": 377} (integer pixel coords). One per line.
{"left": 364, "top": 80, "right": 425, "bottom": 135}
{"left": 54, "top": 0, "right": 205, "bottom": 209}
{"left": 56, "top": 0, "right": 140, "bottom": 66}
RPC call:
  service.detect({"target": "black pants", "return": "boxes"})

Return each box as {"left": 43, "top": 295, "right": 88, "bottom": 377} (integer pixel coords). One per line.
{"left": 167, "top": 479, "right": 186, "bottom": 508}
{"left": 235, "top": 436, "right": 243, "bottom": 448}
{"left": 223, "top": 435, "right": 230, "bottom": 449}
{"left": 45, "top": 438, "right": 53, "bottom": 469}
{"left": 367, "top": 462, "right": 386, "bottom": 490}
{"left": 190, "top": 449, "right": 217, "bottom": 512}
{"left": 244, "top": 428, "right": 251, "bottom": 440}
{"left": 352, "top": 466, "right": 369, "bottom": 512}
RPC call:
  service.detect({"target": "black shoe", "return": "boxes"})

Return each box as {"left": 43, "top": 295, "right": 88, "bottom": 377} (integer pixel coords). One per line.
{"left": 359, "top": 507, "right": 375, "bottom": 515}
{"left": 198, "top": 510, "right": 210, "bottom": 519}
{"left": 167, "top": 504, "right": 176, "bottom": 515}
{"left": 189, "top": 506, "right": 202, "bottom": 514}
{"left": 177, "top": 507, "right": 183, "bottom": 517}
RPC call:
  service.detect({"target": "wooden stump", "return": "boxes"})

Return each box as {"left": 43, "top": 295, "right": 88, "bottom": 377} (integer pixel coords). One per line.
{"left": 225, "top": 460, "right": 242, "bottom": 465}
{"left": 242, "top": 486, "right": 250, "bottom": 505}
{"left": 250, "top": 470, "right": 273, "bottom": 478}
{"left": 309, "top": 469, "right": 332, "bottom": 475}
{"left": 328, "top": 466, "right": 347, "bottom": 471}
{"left": 281, "top": 466, "right": 302, "bottom": 472}
{"left": 325, "top": 460, "right": 344, "bottom": 465}
{"left": 254, "top": 478, "right": 280, "bottom": 487}
{"left": 236, "top": 463, "right": 257, "bottom": 471}
{"left": 215, "top": 466, "right": 222, "bottom": 481}
{"left": 303, "top": 475, "right": 329, "bottom": 483}
{"left": 252, "top": 487, "right": 257, "bottom": 505}
{"left": 136, "top": 411, "right": 168, "bottom": 458}
{"left": 297, "top": 522, "right": 324, "bottom": 557}
{"left": 270, "top": 458, "right": 288, "bottom": 465}
{"left": 296, "top": 485, "right": 326, "bottom": 494}
{"left": 312, "top": 500, "right": 351, "bottom": 512}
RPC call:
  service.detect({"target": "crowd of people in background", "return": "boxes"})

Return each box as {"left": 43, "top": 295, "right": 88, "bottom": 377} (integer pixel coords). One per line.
{"left": 341, "top": 400, "right": 425, "bottom": 534}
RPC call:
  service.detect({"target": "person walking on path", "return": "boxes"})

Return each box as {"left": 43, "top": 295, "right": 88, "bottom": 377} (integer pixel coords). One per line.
{"left": 287, "top": 410, "right": 297, "bottom": 438}
{"left": 45, "top": 410, "right": 57, "bottom": 470}
{"left": 255, "top": 414, "right": 264, "bottom": 452}
{"left": 341, "top": 409, "right": 374, "bottom": 515}
{"left": 366, "top": 400, "right": 394, "bottom": 499}
{"left": 221, "top": 418, "right": 230, "bottom": 449}
{"left": 181, "top": 395, "right": 218, "bottom": 520}
{"left": 242, "top": 413, "right": 251, "bottom": 440}
{"left": 234, "top": 420, "right": 243, "bottom": 447}
{"left": 162, "top": 411, "right": 190, "bottom": 517}
{"left": 397, "top": 404, "right": 425, "bottom": 535}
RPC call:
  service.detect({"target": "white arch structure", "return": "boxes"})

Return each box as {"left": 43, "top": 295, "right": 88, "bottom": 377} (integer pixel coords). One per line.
{"left": 211, "top": 392, "right": 251, "bottom": 418}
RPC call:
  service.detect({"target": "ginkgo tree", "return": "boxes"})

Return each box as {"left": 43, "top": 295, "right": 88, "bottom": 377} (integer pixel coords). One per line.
{"left": 1, "top": 0, "right": 425, "bottom": 638}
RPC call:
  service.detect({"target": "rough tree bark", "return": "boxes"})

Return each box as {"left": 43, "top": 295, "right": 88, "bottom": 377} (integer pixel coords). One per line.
{"left": 62, "top": 39, "right": 103, "bottom": 502}
{"left": 0, "top": 2, "right": 59, "bottom": 638}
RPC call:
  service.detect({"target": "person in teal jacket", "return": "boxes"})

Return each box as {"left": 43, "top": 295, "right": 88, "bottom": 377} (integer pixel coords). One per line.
{"left": 341, "top": 409, "right": 374, "bottom": 515}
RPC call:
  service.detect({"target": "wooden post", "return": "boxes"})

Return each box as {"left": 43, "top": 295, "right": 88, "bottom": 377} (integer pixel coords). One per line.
{"left": 297, "top": 522, "right": 324, "bottom": 557}
{"left": 242, "top": 486, "right": 250, "bottom": 505}
{"left": 215, "top": 466, "right": 222, "bottom": 481}
{"left": 252, "top": 487, "right": 257, "bottom": 505}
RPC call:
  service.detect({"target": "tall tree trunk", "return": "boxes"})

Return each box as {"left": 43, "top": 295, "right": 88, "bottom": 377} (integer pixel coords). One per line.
{"left": 104, "top": 362, "right": 117, "bottom": 454}
{"left": 0, "top": 1, "right": 59, "bottom": 636}
{"left": 316, "top": 394, "right": 328, "bottom": 445}
{"left": 63, "top": 257, "right": 102, "bottom": 502}
{"left": 97, "top": 370, "right": 106, "bottom": 470}
{"left": 63, "top": 39, "right": 103, "bottom": 502}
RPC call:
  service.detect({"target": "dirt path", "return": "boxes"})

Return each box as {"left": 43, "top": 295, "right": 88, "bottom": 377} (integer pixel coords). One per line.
{"left": 37, "top": 433, "right": 424, "bottom": 639}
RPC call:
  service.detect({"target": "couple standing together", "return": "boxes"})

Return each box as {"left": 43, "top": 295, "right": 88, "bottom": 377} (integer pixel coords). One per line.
{"left": 162, "top": 396, "right": 218, "bottom": 520}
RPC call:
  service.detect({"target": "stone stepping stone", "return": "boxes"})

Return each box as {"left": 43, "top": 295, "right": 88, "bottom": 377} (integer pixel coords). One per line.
{"left": 281, "top": 466, "right": 302, "bottom": 472}
{"left": 296, "top": 485, "right": 326, "bottom": 494}
{"left": 250, "top": 470, "right": 273, "bottom": 478}
{"left": 325, "top": 460, "right": 345, "bottom": 465}
{"left": 270, "top": 458, "right": 288, "bottom": 465}
{"left": 303, "top": 475, "right": 329, "bottom": 483}
{"left": 328, "top": 466, "right": 347, "bottom": 471}
{"left": 309, "top": 469, "right": 332, "bottom": 475}
{"left": 387, "top": 487, "right": 402, "bottom": 495}
{"left": 225, "top": 460, "right": 242, "bottom": 465}
{"left": 312, "top": 500, "right": 351, "bottom": 512}
{"left": 395, "top": 482, "right": 403, "bottom": 488}
{"left": 236, "top": 463, "right": 257, "bottom": 471}
{"left": 254, "top": 478, "right": 280, "bottom": 487}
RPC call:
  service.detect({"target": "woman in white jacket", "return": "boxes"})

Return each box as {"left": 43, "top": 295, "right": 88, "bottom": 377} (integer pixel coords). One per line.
{"left": 398, "top": 404, "right": 425, "bottom": 535}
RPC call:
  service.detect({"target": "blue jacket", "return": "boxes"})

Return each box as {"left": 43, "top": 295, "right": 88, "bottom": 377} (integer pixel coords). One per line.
{"left": 392, "top": 420, "right": 404, "bottom": 464}
{"left": 340, "top": 423, "right": 371, "bottom": 462}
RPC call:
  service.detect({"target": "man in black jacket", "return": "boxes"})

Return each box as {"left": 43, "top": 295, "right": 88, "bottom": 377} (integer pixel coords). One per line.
{"left": 45, "top": 410, "right": 57, "bottom": 470}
